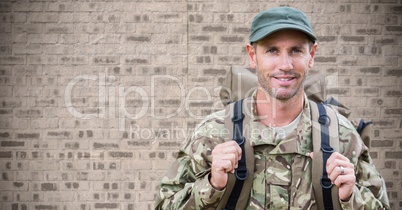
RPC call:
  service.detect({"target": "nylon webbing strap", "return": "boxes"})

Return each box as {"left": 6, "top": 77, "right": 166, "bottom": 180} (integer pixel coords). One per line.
{"left": 317, "top": 102, "right": 335, "bottom": 210}
{"left": 224, "top": 99, "right": 248, "bottom": 210}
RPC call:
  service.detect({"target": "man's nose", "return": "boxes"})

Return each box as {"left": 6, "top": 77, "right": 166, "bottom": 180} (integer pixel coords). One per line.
{"left": 278, "top": 53, "right": 293, "bottom": 71}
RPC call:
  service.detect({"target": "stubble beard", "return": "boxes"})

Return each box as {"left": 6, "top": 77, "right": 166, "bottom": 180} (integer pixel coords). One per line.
{"left": 257, "top": 64, "right": 306, "bottom": 101}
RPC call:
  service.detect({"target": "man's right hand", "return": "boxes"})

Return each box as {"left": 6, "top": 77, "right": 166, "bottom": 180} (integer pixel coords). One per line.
{"left": 209, "top": 141, "right": 242, "bottom": 190}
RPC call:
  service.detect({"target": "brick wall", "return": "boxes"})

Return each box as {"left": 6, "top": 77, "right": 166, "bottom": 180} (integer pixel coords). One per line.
{"left": 0, "top": 0, "right": 401, "bottom": 209}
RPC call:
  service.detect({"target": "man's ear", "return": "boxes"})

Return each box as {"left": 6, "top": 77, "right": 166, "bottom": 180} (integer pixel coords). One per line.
{"left": 246, "top": 44, "right": 257, "bottom": 69}
{"left": 308, "top": 43, "right": 318, "bottom": 69}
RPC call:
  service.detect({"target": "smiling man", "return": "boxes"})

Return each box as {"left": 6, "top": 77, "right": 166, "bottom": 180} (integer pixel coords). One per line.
{"left": 155, "top": 7, "right": 390, "bottom": 210}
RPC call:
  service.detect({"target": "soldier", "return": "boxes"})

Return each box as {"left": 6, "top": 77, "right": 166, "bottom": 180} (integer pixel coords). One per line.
{"left": 155, "top": 7, "right": 390, "bottom": 209}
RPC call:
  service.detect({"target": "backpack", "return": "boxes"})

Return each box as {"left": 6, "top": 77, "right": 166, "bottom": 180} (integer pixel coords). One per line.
{"left": 217, "top": 65, "right": 373, "bottom": 210}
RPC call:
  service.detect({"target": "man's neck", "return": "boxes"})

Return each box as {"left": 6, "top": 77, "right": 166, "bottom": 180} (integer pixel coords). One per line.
{"left": 255, "top": 88, "right": 304, "bottom": 127}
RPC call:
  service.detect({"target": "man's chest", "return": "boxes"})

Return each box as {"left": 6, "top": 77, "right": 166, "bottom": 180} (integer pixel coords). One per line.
{"left": 247, "top": 146, "right": 315, "bottom": 209}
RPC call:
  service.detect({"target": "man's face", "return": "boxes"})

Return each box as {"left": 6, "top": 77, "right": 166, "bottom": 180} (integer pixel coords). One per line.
{"left": 247, "top": 30, "right": 317, "bottom": 101}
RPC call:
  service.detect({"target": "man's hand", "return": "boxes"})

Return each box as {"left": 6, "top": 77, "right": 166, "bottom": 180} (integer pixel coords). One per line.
{"left": 310, "top": 152, "right": 356, "bottom": 201}
{"left": 209, "top": 141, "right": 242, "bottom": 190}
{"left": 326, "top": 152, "right": 356, "bottom": 201}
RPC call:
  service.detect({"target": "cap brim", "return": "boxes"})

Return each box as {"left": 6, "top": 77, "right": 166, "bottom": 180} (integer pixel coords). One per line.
{"left": 250, "top": 24, "right": 317, "bottom": 43}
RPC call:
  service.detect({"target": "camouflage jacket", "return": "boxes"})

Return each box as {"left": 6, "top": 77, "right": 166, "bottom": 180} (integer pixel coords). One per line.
{"left": 155, "top": 95, "right": 390, "bottom": 210}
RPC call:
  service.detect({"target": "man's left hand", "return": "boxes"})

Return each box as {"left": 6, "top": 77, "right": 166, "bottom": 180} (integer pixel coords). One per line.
{"left": 326, "top": 152, "right": 356, "bottom": 201}
{"left": 309, "top": 152, "right": 356, "bottom": 201}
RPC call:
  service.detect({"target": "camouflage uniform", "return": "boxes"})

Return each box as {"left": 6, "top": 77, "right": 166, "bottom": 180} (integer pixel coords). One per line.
{"left": 155, "top": 93, "right": 390, "bottom": 210}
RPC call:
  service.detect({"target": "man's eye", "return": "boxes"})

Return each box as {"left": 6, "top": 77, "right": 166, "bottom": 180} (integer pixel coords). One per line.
{"left": 267, "top": 49, "right": 278, "bottom": 53}
{"left": 292, "top": 49, "right": 303, "bottom": 53}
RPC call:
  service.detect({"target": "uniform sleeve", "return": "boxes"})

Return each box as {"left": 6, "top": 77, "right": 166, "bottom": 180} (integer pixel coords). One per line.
{"left": 154, "top": 152, "right": 226, "bottom": 210}
{"left": 338, "top": 122, "right": 390, "bottom": 210}
{"left": 155, "top": 112, "right": 230, "bottom": 210}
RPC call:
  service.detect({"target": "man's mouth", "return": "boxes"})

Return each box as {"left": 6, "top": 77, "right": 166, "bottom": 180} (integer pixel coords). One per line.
{"left": 275, "top": 77, "right": 294, "bottom": 81}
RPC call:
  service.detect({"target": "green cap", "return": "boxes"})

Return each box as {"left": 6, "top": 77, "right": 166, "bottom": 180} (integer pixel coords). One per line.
{"left": 250, "top": 7, "right": 317, "bottom": 43}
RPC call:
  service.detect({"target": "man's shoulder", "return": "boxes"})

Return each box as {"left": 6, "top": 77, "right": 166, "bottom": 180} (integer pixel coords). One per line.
{"left": 192, "top": 109, "right": 228, "bottom": 139}
{"left": 180, "top": 109, "right": 229, "bottom": 165}
{"left": 336, "top": 112, "right": 357, "bottom": 132}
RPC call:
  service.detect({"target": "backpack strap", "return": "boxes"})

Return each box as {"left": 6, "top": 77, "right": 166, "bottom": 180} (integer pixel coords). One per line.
{"left": 310, "top": 101, "right": 342, "bottom": 210}
{"left": 217, "top": 99, "right": 254, "bottom": 210}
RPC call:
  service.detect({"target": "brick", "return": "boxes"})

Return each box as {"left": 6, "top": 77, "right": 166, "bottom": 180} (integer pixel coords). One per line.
{"left": 0, "top": 181, "right": 28, "bottom": 191}
{"left": 59, "top": 181, "right": 90, "bottom": 191}
{"left": 0, "top": 192, "right": 13, "bottom": 201}
{"left": 27, "top": 55, "right": 58, "bottom": 64}
{"left": 41, "top": 183, "right": 58, "bottom": 191}
{"left": 92, "top": 161, "right": 120, "bottom": 170}
{"left": 1, "top": 141, "right": 25, "bottom": 147}
{"left": 385, "top": 151, "right": 402, "bottom": 159}
{"left": 202, "top": 26, "right": 227, "bottom": 32}
{"left": 94, "top": 203, "right": 119, "bottom": 209}
{"left": 0, "top": 132, "right": 10, "bottom": 138}
{"left": 370, "top": 98, "right": 397, "bottom": 107}
{"left": 384, "top": 90, "right": 402, "bottom": 97}
{"left": 327, "top": 88, "right": 350, "bottom": 96}
{"left": 31, "top": 140, "right": 58, "bottom": 150}
{"left": 0, "top": 161, "right": 28, "bottom": 171}
{"left": 315, "top": 56, "right": 337, "bottom": 63}
{"left": 121, "top": 160, "right": 151, "bottom": 170}
{"left": 190, "top": 35, "right": 210, "bottom": 42}
{"left": 0, "top": 151, "right": 12, "bottom": 158}
{"left": 33, "top": 205, "right": 58, "bottom": 210}
{"left": 341, "top": 36, "right": 365, "bottom": 42}
{"left": 354, "top": 87, "right": 379, "bottom": 96}
{"left": 383, "top": 108, "right": 402, "bottom": 116}
{"left": 126, "top": 35, "right": 150, "bottom": 42}
{"left": 371, "top": 140, "right": 394, "bottom": 147}
{"left": 124, "top": 57, "right": 150, "bottom": 65}
{"left": 44, "top": 192, "right": 75, "bottom": 202}
{"left": 317, "top": 36, "right": 336, "bottom": 42}
{"left": 385, "top": 69, "right": 402, "bottom": 77}
{"left": 75, "top": 23, "right": 105, "bottom": 34}
{"left": 16, "top": 133, "right": 40, "bottom": 139}
{"left": 0, "top": 109, "right": 12, "bottom": 115}
{"left": 107, "top": 152, "right": 133, "bottom": 158}
{"left": 29, "top": 161, "right": 59, "bottom": 171}
{"left": 93, "top": 142, "right": 119, "bottom": 150}
{"left": 156, "top": 13, "right": 182, "bottom": 23}
{"left": 385, "top": 26, "right": 402, "bottom": 33}
{"left": 0, "top": 56, "right": 26, "bottom": 65}
{"left": 218, "top": 56, "right": 243, "bottom": 64}
{"left": 13, "top": 2, "right": 42, "bottom": 12}
{"left": 76, "top": 171, "right": 105, "bottom": 181}
{"left": 46, "top": 131, "right": 72, "bottom": 139}
{"left": 220, "top": 36, "right": 244, "bottom": 43}
{"left": 92, "top": 56, "right": 119, "bottom": 65}
{"left": 73, "top": 2, "right": 106, "bottom": 12}
{"left": 383, "top": 129, "right": 402, "bottom": 139}
{"left": 45, "top": 2, "right": 74, "bottom": 12}
{"left": 0, "top": 3, "right": 12, "bottom": 12}
{"left": 0, "top": 13, "right": 27, "bottom": 23}
{"left": 45, "top": 171, "right": 73, "bottom": 181}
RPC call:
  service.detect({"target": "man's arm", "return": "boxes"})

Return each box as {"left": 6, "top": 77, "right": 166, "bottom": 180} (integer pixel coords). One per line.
{"left": 154, "top": 151, "right": 226, "bottom": 210}
{"left": 340, "top": 146, "right": 390, "bottom": 209}
{"left": 337, "top": 122, "right": 390, "bottom": 209}
{"left": 155, "top": 110, "right": 238, "bottom": 209}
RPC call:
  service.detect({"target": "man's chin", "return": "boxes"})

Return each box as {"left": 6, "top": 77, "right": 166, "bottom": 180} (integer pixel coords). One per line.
{"left": 270, "top": 89, "right": 299, "bottom": 101}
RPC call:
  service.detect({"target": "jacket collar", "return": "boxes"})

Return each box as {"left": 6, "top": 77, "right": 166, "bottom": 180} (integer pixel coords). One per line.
{"left": 244, "top": 91, "right": 313, "bottom": 156}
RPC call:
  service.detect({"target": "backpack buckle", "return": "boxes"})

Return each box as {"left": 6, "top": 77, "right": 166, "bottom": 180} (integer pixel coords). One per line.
{"left": 320, "top": 176, "right": 333, "bottom": 189}
{"left": 235, "top": 168, "right": 249, "bottom": 181}
{"left": 234, "top": 136, "right": 245, "bottom": 146}
{"left": 231, "top": 113, "right": 245, "bottom": 122}
{"left": 318, "top": 114, "right": 331, "bottom": 126}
